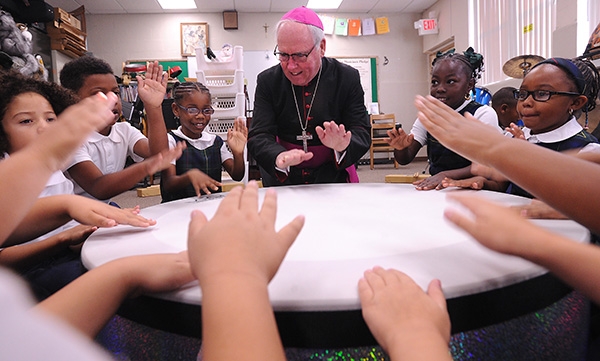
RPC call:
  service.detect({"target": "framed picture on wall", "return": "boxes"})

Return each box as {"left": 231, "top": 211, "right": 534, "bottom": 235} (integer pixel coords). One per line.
{"left": 180, "top": 22, "right": 209, "bottom": 57}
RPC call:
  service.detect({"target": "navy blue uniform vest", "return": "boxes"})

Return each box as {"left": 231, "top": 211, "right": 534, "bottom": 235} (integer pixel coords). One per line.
{"left": 160, "top": 132, "right": 224, "bottom": 202}
{"left": 508, "top": 130, "right": 598, "bottom": 198}
{"left": 427, "top": 101, "right": 483, "bottom": 175}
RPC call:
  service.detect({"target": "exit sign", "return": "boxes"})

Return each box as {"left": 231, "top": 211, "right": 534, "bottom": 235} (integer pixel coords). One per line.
{"left": 423, "top": 19, "right": 437, "bottom": 31}
{"left": 415, "top": 18, "right": 438, "bottom": 35}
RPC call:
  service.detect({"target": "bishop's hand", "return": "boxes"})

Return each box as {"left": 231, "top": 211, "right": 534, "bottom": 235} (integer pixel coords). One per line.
{"left": 315, "top": 121, "right": 351, "bottom": 153}
{"left": 275, "top": 149, "right": 314, "bottom": 169}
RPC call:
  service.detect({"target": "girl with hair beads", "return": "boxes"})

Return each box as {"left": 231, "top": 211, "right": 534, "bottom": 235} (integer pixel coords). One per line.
{"left": 160, "top": 82, "right": 247, "bottom": 202}
{"left": 386, "top": 47, "right": 500, "bottom": 190}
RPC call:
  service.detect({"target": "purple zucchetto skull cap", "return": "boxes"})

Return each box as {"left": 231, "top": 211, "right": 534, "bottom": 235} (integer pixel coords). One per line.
{"left": 281, "top": 6, "right": 324, "bottom": 30}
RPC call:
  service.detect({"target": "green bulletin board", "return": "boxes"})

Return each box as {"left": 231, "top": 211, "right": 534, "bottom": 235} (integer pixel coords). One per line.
{"left": 125, "top": 59, "right": 189, "bottom": 83}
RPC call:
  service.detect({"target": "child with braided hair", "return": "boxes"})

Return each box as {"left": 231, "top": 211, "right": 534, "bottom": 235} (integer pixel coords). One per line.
{"left": 386, "top": 47, "right": 501, "bottom": 190}
{"left": 160, "top": 81, "right": 247, "bottom": 202}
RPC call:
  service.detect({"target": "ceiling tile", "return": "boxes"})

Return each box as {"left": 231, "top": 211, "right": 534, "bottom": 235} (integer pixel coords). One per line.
{"left": 117, "top": 0, "right": 162, "bottom": 13}
{"left": 269, "top": 0, "right": 309, "bottom": 13}
{"left": 402, "top": 0, "right": 438, "bottom": 13}
{"left": 72, "top": 0, "right": 124, "bottom": 13}
{"left": 45, "top": 0, "right": 84, "bottom": 12}
{"left": 196, "top": 0, "right": 236, "bottom": 12}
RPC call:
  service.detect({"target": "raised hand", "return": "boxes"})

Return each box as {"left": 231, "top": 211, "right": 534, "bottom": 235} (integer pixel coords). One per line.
{"left": 315, "top": 121, "right": 352, "bottom": 152}
{"left": 386, "top": 127, "right": 414, "bottom": 150}
{"left": 136, "top": 61, "right": 168, "bottom": 109}
{"left": 505, "top": 122, "right": 525, "bottom": 139}
{"left": 227, "top": 117, "right": 248, "bottom": 155}
{"left": 143, "top": 141, "right": 186, "bottom": 175}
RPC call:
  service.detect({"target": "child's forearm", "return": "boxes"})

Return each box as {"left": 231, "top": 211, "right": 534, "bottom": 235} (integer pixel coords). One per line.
{"left": 6, "top": 196, "right": 73, "bottom": 247}
{"left": 160, "top": 168, "right": 194, "bottom": 194}
{"left": 200, "top": 276, "right": 286, "bottom": 361}
{"left": 82, "top": 163, "right": 152, "bottom": 201}
{"left": 482, "top": 139, "right": 600, "bottom": 234}
{"left": 145, "top": 105, "right": 169, "bottom": 156}
{"left": 0, "top": 148, "right": 67, "bottom": 245}
{"left": 36, "top": 258, "right": 140, "bottom": 337}
{"left": 437, "top": 165, "right": 472, "bottom": 182}
{"left": 0, "top": 235, "right": 70, "bottom": 271}
{"left": 393, "top": 141, "right": 421, "bottom": 165}
{"left": 387, "top": 329, "right": 452, "bottom": 361}
{"left": 516, "top": 229, "right": 600, "bottom": 305}
{"left": 230, "top": 153, "right": 246, "bottom": 181}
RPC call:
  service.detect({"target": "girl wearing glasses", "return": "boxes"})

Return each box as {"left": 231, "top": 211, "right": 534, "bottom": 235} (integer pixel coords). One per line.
{"left": 444, "top": 57, "right": 600, "bottom": 197}
{"left": 160, "top": 82, "right": 247, "bottom": 202}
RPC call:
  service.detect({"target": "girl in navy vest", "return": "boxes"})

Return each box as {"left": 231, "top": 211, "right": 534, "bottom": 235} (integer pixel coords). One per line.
{"left": 446, "top": 58, "right": 600, "bottom": 196}
{"left": 504, "top": 58, "right": 600, "bottom": 198}
{"left": 386, "top": 48, "right": 501, "bottom": 190}
{"left": 160, "top": 82, "right": 247, "bottom": 202}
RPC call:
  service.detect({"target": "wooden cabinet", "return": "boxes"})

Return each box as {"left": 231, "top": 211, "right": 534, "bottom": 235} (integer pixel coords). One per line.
{"left": 47, "top": 6, "right": 87, "bottom": 58}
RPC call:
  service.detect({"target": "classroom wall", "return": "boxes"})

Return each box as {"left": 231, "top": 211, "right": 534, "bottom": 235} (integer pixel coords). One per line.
{"left": 84, "top": 12, "right": 430, "bottom": 133}
{"left": 419, "top": 0, "right": 586, "bottom": 94}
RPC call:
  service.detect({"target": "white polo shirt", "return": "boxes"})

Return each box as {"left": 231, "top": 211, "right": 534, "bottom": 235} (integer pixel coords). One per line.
{"left": 410, "top": 100, "right": 501, "bottom": 146}
{"left": 68, "top": 122, "right": 146, "bottom": 198}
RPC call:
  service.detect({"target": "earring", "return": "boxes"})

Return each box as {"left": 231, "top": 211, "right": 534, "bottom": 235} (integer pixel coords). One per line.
{"left": 464, "top": 93, "right": 471, "bottom": 100}
{"left": 568, "top": 108, "right": 574, "bottom": 116}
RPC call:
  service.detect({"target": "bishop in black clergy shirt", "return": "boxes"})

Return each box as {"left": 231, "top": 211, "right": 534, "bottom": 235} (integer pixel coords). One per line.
{"left": 248, "top": 6, "right": 371, "bottom": 186}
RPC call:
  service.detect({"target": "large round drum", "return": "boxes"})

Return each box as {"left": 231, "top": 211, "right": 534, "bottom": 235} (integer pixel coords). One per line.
{"left": 84, "top": 184, "right": 590, "bottom": 359}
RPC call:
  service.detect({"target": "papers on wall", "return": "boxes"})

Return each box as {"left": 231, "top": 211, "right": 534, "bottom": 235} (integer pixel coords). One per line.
{"left": 319, "top": 14, "right": 335, "bottom": 35}
{"left": 315, "top": 13, "right": 393, "bottom": 38}
{"left": 348, "top": 19, "right": 361, "bottom": 36}
{"left": 335, "top": 18, "right": 348, "bottom": 36}
{"left": 375, "top": 17, "right": 390, "bottom": 34}
{"left": 362, "top": 18, "right": 376, "bottom": 36}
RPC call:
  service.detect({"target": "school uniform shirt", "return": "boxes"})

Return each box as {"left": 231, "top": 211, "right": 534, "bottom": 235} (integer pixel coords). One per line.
{"left": 0, "top": 268, "right": 112, "bottom": 361}
{"left": 40, "top": 170, "right": 74, "bottom": 198}
{"left": 0, "top": 155, "right": 76, "bottom": 247}
{"left": 507, "top": 116, "right": 600, "bottom": 198}
{"left": 410, "top": 100, "right": 500, "bottom": 175}
{"left": 522, "top": 116, "right": 600, "bottom": 154}
{"left": 67, "top": 122, "right": 146, "bottom": 200}
{"left": 2, "top": 154, "right": 74, "bottom": 197}
{"left": 162, "top": 127, "right": 232, "bottom": 202}
{"left": 167, "top": 126, "right": 233, "bottom": 165}
{"left": 410, "top": 99, "right": 500, "bottom": 146}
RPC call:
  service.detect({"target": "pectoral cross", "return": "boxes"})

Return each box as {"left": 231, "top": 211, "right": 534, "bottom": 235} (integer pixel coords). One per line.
{"left": 297, "top": 130, "right": 312, "bottom": 152}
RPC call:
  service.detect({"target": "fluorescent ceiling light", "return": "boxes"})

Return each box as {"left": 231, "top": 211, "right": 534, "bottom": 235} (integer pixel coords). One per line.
{"left": 307, "top": 0, "right": 343, "bottom": 10}
{"left": 157, "top": 0, "right": 197, "bottom": 10}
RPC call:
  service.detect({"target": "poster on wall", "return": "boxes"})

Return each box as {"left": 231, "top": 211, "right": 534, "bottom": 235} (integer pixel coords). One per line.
{"left": 335, "top": 57, "right": 378, "bottom": 109}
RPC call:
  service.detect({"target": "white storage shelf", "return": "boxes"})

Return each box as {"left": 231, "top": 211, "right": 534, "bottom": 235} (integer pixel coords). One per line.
{"left": 207, "top": 116, "right": 246, "bottom": 140}
{"left": 196, "top": 69, "right": 244, "bottom": 95}
{"left": 212, "top": 93, "right": 245, "bottom": 118}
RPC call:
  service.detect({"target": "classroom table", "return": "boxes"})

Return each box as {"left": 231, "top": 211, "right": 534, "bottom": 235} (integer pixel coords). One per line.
{"left": 83, "top": 184, "right": 591, "bottom": 360}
